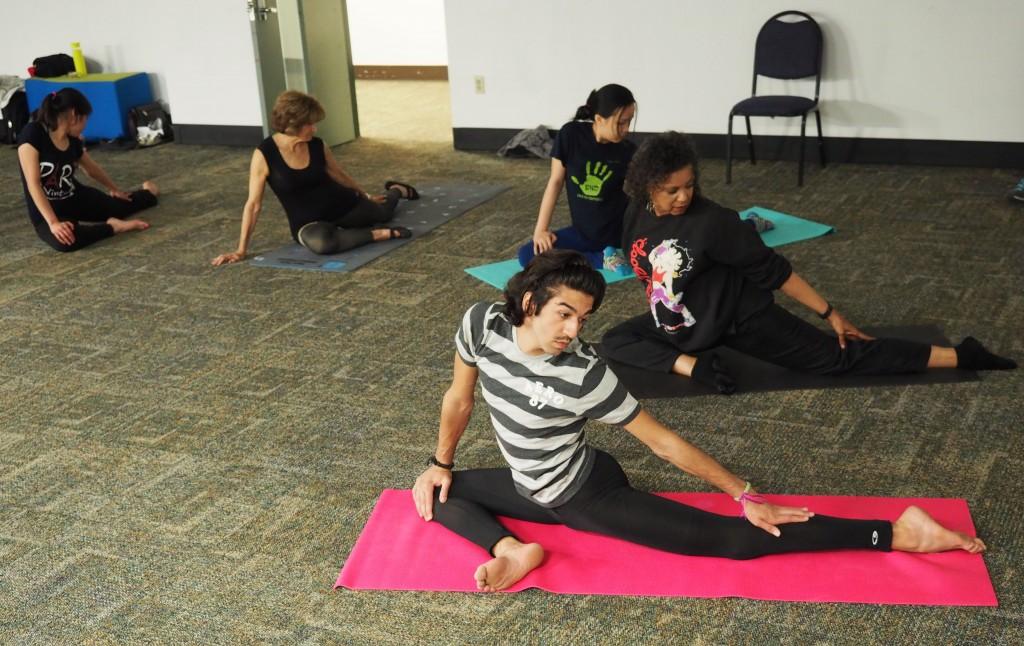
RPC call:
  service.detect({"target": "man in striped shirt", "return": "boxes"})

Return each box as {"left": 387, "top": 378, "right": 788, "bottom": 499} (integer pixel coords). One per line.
{"left": 413, "top": 250, "right": 985, "bottom": 592}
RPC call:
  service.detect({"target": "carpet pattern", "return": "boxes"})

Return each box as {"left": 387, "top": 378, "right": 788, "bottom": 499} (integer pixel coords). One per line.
{"left": 1, "top": 135, "right": 1022, "bottom": 644}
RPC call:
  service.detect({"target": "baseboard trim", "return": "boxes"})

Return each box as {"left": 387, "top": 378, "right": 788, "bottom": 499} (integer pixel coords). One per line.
{"left": 174, "top": 124, "right": 264, "bottom": 147}
{"left": 452, "top": 128, "right": 1024, "bottom": 168}
{"left": 354, "top": 65, "right": 448, "bottom": 80}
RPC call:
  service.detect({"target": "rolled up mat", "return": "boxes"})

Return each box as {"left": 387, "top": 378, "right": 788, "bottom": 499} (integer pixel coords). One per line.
{"left": 334, "top": 489, "right": 995, "bottom": 605}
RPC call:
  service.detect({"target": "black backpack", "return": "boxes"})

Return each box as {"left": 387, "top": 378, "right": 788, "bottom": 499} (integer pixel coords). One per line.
{"left": 127, "top": 102, "right": 173, "bottom": 147}
{"left": 32, "top": 54, "right": 75, "bottom": 78}
{"left": 0, "top": 90, "right": 29, "bottom": 146}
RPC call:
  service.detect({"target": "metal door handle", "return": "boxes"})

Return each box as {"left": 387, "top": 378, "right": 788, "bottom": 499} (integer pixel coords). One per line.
{"left": 247, "top": 0, "right": 277, "bottom": 21}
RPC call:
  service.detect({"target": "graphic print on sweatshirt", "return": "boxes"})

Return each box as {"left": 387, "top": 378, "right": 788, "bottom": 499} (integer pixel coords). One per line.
{"left": 630, "top": 236, "right": 697, "bottom": 332}
{"left": 570, "top": 161, "right": 613, "bottom": 202}
{"left": 39, "top": 161, "right": 76, "bottom": 200}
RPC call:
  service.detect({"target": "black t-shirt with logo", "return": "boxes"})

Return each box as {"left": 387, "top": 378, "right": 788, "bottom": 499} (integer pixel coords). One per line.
{"left": 622, "top": 194, "right": 793, "bottom": 351}
{"left": 552, "top": 120, "right": 635, "bottom": 247}
{"left": 17, "top": 121, "right": 85, "bottom": 227}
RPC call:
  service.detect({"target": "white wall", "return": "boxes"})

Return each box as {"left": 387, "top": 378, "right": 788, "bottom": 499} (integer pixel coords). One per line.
{"left": 0, "top": 0, "right": 263, "bottom": 127}
{"left": 347, "top": 0, "right": 448, "bottom": 65}
{"left": 445, "top": 0, "right": 1024, "bottom": 142}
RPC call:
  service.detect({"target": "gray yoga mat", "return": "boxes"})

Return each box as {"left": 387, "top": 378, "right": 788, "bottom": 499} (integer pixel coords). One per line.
{"left": 250, "top": 182, "right": 509, "bottom": 272}
{"left": 597, "top": 325, "right": 979, "bottom": 398}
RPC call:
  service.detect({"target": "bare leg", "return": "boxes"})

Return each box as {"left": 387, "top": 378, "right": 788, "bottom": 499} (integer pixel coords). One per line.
{"left": 671, "top": 353, "right": 697, "bottom": 376}
{"left": 927, "top": 346, "right": 957, "bottom": 368}
{"left": 891, "top": 506, "right": 986, "bottom": 554}
{"left": 473, "top": 536, "right": 544, "bottom": 592}
{"left": 107, "top": 217, "right": 149, "bottom": 234}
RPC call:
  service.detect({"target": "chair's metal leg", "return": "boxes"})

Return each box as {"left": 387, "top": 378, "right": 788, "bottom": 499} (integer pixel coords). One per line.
{"left": 798, "top": 113, "right": 808, "bottom": 187}
{"left": 815, "top": 109, "right": 826, "bottom": 168}
{"left": 726, "top": 113, "right": 734, "bottom": 184}
{"left": 744, "top": 116, "right": 755, "bottom": 165}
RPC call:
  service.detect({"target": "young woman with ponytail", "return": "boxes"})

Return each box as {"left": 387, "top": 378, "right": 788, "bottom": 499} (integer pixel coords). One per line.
{"left": 517, "top": 84, "right": 636, "bottom": 269}
{"left": 16, "top": 88, "right": 159, "bottom": 252}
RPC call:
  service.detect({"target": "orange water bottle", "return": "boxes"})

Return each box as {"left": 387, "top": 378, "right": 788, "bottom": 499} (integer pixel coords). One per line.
{"left": 71, "top": 42, "right": 88, "bottom": 77}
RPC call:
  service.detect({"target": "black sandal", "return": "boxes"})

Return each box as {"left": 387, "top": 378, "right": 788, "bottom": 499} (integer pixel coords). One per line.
{"left": 384, "top": 226, "right": 412, "bottom": 239}
{"left": 384, "top": 180, "right": 420, "bottom": 200}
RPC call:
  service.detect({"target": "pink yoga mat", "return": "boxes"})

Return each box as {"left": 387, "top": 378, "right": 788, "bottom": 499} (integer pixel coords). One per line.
{"left": 334, "top": 489, "right": 996, "bottom": 605}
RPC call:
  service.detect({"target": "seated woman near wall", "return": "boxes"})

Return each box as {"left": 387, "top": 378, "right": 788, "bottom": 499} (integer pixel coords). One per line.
{"left": 518, "top": 84, "right": 637, "bottom": 270}
{"left": 601, "top": 132, "right": 1015, "bottom": 393}
{"left": 212, "top": 90, "right": 417, "bottom": 266}
{"left": 17, "top": 88, "right": 159, "bottom": 253}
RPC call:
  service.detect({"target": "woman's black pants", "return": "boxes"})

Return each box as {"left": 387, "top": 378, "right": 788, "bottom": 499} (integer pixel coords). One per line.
{"left": 33, "top": 185, "right": 158, "bottom": 253}
{"left": 601, "top": 303, "right": 931, "bottom": 376}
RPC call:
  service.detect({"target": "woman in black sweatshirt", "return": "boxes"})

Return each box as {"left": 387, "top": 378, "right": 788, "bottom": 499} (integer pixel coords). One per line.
{"left": 601, "top": 132, "right": 1015, "bottom": 393}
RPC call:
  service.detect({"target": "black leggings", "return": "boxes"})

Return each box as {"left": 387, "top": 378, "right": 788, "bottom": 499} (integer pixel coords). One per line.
{"left": 602, "top": 303, "right": 932, "bottom": 375}
{"left": 433, "top": 450, "right": 892, "bottom": 560}
{"left": 32, "top": 185, "right": 158, "bottom": 253}
{"left": 296, "top": 188, "right": 401, "bottom": 255}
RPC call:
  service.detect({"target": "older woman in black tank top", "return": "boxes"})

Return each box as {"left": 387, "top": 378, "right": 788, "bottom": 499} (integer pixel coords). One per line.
{"left": 212, "top": 91, "right": 418, "bottom": 265}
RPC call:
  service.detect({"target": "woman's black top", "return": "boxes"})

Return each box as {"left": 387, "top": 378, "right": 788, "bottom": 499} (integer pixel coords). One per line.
{"left": 257, "top": 136, "right": 360, "bottom": 239}
{"left": 621, "top": 194, "right": 793, "bottom": 351}
{"left": 17, "top": 121, "right": 85, "bottom": 227}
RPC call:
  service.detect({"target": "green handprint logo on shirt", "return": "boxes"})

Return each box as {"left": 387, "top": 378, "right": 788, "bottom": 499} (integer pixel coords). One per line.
{"left": 571, "top": 161, "right": 613, "bottom": 198}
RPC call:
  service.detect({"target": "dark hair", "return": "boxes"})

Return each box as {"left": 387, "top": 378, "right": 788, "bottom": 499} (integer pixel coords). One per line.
{"left": 624, "top": 131, "right": 702, "bottom": 200}
{"left": 503, "top": 250, "right": 607, "bottom": 326}
{"left": 573, "top": 83, "right": 635, "bottom": 121}
{"left": 37, "top": 88, "right": 92, "bottom": 131}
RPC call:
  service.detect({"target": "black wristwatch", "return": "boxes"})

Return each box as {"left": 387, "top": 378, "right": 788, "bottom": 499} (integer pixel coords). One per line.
{"left": 818, "top": 302, "right": 834, "bottom": 319}
{"left": 428, "top": 455, "right": 454, "bottom": 470}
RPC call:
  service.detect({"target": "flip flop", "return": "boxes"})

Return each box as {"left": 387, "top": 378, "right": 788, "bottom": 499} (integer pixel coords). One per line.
{"left": 384, "top": 180, "right": 420, "bottom": 200}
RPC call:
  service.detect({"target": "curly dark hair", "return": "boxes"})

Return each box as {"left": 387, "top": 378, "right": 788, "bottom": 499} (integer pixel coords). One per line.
{"left": 624, "top": 131, "right": 701, "bottom": 200}
{"left": 503, "top": 250, "right": 606, "bottom": 326}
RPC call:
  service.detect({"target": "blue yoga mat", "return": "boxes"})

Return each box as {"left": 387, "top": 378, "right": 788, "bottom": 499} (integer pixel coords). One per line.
{"left": 739, "top": 206, "right": 834, "bottom": 248}
{"left": 465, "top": 259, "right": 635, "bottom": 290}
{"left": 250, "top": 183, "right": 509, "bottom": 272}
{"left": 464, "top": 207, "right": 833, "bottom": 289}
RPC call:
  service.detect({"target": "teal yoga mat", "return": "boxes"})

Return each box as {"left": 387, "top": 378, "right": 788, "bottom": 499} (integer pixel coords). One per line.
{"left": 464, "top": 207, "right": 833, "bottom": 289}
{"left": 465, "top": 259, "right": 635, "bottom": 290}
{"left": 739, "top": 206, "right": 834, "bottom": 247}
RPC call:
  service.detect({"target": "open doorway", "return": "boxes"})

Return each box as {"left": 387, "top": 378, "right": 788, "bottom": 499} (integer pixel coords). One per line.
{"left": 345, "top": 0, "right": 451, "bottom": 143}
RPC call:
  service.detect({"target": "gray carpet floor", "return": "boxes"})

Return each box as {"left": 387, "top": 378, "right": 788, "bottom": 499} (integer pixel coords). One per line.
{"left": 1, "top": 133, "right": 1022, "bottom": 644}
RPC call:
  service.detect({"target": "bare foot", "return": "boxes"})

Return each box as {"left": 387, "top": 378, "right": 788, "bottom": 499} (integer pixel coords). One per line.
{"left": 473, "top": 540, "right": 544, "bottom": 592}
{"left": 142, "top": 180, "right": 160, "bottom": 196}
{"left": 370, "top": 226, "right": 411, "bottom": 242}
{"left": 891, "top": 505, "right": 987, "bottom": 554}
{"left": 387, "top": 183, "right": 413, "bottom": 199}
{"left": 108, "top": 217, "right": 150, "bottom": 234}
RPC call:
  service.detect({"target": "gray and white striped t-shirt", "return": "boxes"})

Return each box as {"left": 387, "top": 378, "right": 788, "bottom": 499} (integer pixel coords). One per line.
{"left": 455, "top": 301, "right": 641, "bottom": 507}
